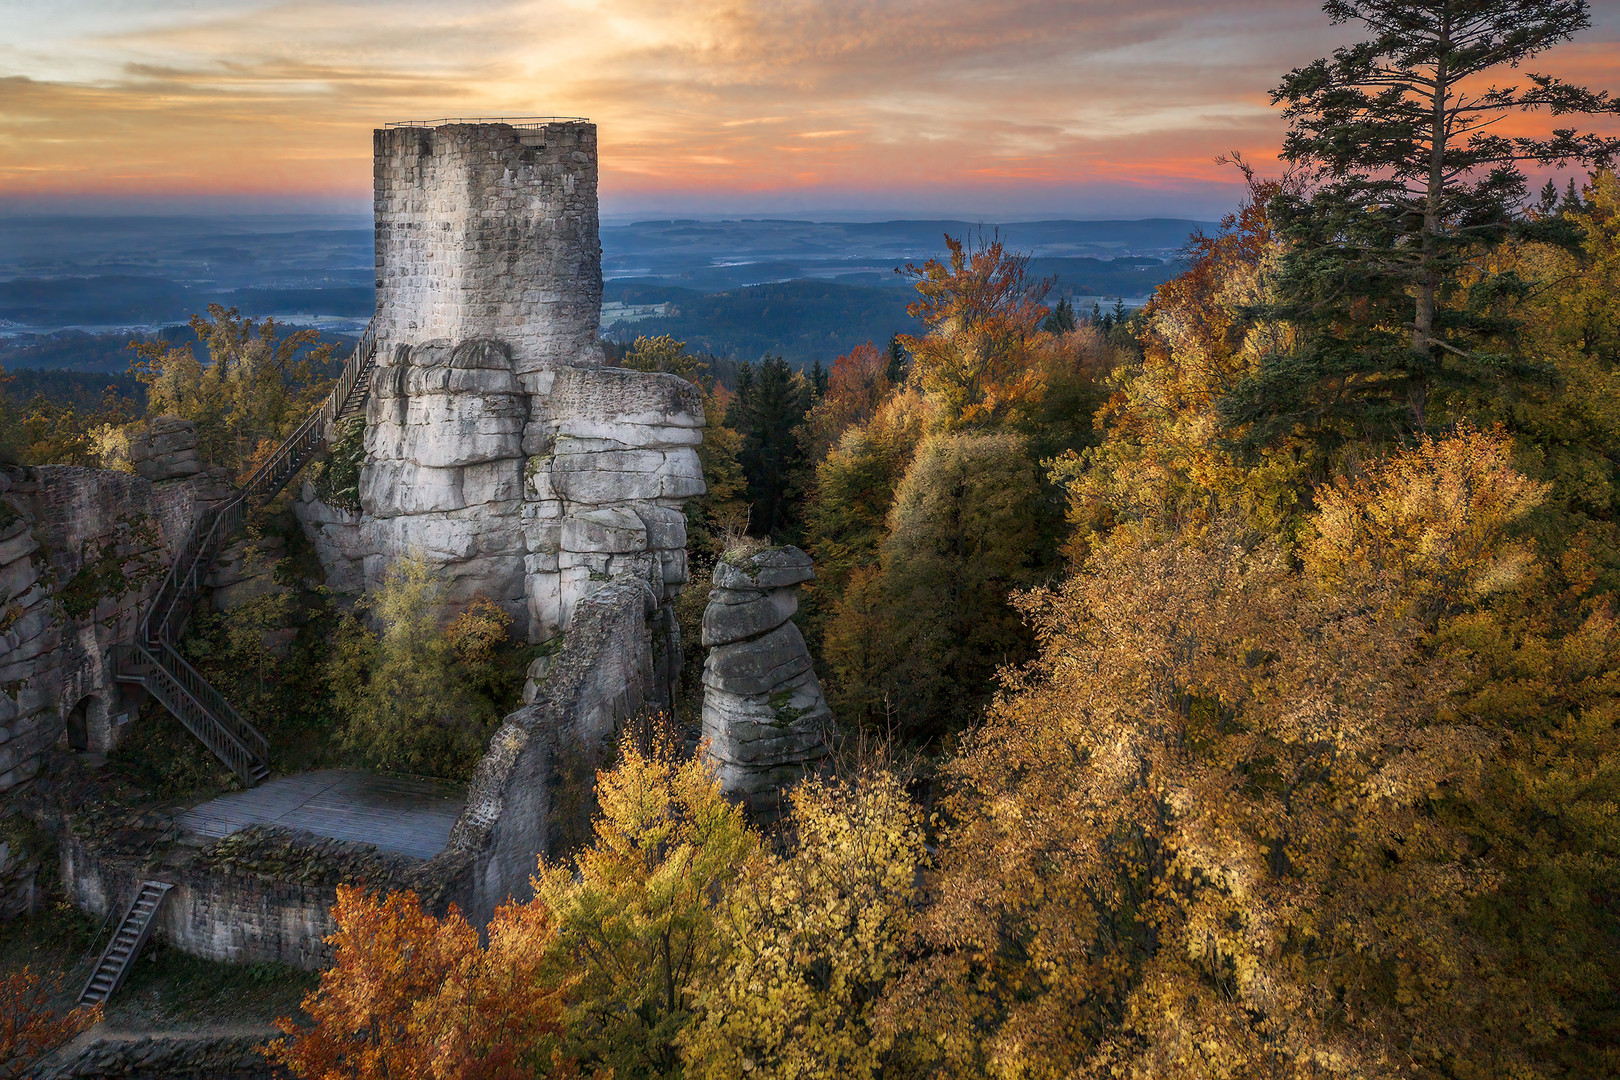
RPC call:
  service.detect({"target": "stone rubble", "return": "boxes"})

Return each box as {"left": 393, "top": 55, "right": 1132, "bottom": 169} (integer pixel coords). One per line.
{"left": 700, "top": 546, "right": 833, "bottom": 817}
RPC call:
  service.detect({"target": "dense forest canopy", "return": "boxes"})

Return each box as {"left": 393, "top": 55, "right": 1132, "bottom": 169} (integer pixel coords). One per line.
{"left": 8, "top": 1, "right": 1620, "bottom": 1077}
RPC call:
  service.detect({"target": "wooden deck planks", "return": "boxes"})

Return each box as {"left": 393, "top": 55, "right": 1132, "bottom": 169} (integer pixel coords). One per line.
{"left": 177, "top": 770, "right": 466, "bottom": 859}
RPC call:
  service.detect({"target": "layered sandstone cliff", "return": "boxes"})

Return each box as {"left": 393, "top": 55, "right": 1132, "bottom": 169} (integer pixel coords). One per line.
{"left": 699, "top": 547, "right": 833, "bottom": 816}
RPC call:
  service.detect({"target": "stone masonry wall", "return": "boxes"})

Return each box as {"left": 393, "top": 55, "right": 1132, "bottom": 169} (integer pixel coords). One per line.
{"left": 60, "top": 827, "right": 341, "bottom": 970}
{"left": 0, "top": 457, "right": 228, "bottom": 793}
{"left": 373, "top": 121, "right": 602, "bottom": 375}
{"left": 418, "top": 574, "right": 657, "bottom": 927}
{"left": 301, "top": 121, "right": 703, "bottom": 667}
{"left": 57, "top": 574, "right": 660, "bottom": 963}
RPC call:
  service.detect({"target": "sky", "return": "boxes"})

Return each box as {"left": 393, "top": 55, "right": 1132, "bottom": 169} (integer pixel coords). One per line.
{"left": 2, "top": 0, "right": 1619, "bottom": 221}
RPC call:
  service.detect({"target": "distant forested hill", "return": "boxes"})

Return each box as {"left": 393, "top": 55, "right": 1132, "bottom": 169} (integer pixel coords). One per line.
{"left": 603, "top": 281, "right": 920, "bottom": 368}
{"left": 0, "top": 276, "right": 372, "bottom": 328}
{"left": 1, "top": 368, "right": 146, "bottom": 411}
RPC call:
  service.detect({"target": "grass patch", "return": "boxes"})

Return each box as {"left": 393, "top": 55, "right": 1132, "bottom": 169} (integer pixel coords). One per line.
{"left": 113, "top": 940, "right": 318, "bottom": 1028}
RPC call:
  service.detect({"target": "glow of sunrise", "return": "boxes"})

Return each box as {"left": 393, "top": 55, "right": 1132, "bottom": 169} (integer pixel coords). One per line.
{"left": 2, "top": 0, "right": 1618, "bottom": 218}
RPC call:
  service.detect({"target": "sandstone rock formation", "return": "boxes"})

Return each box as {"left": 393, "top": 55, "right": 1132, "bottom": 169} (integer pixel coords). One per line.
{"left": 0, "top": 459, "right": 227, "bottom": 792}
{"left": 295, "top": 122, "right": 702, "bottom": 710}
{"left": 700, "top": 546, "right": 833, "bottom": 816}
{"left": 128, "top": 415, "right": 203, "bottom": 481}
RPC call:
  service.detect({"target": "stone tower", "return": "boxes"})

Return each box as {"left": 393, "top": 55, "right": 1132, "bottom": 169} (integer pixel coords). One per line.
{"left": 372, "top": 121, "right": 604, "bottom": 373}
{"left": 303, "top": 121, "right": 702, "bottom": 694}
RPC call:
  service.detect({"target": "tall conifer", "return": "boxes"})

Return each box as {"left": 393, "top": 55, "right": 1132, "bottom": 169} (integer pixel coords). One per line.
{"left": 1223, "top": 0, "right": 1620, "bottom": 442}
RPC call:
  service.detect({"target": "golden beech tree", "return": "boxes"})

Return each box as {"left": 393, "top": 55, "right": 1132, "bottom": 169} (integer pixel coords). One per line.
{"left": 682, "top": 769, "right": 925, "bottom": 1080}
{"left": 0, "top": 968, "right": 100, "bottom": 1080}
{"left": 1304, "top": 426, "right": 1549, "bottom": 616}
{"left": 901, "top": 430, "right": 1543, "bottom": 1080}
{"left": 1051, "top": 170, "right": 1304, "bottom": 561}
{"left": 535, "top": 736, "right": 755, "bottom": 1079}
{"left": 266, "top": 887, "right": 569, "bottom": 1080}
{"left": 129, "top": 304, "right": 335, "bottom": 479}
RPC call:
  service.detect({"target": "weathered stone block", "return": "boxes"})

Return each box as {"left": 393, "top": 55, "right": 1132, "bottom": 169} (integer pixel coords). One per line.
{"left": 561, "top": 507, "right": 646, "bottom": 554}
{"left": 701, "top": 587, "right": 797, "bottom": 647}
{"left": 713, "top": 546, "right": 816, "bottom": 591}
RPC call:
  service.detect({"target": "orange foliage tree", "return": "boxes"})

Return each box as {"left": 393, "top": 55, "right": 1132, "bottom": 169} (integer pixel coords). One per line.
{"left": 803, "top": 342, "right": 893, "bottom": 465}
{"left": 0, "top": 968, "right": 100, "bottom": 1080}
{"left": 266, "top": 887, "right": 570, "bottom": 1080}
{"left": 899, "top": 233, "right": 1053, "bottom": 430}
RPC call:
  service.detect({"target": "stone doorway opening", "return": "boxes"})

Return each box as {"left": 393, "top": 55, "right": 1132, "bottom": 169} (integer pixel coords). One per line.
{"left": 65, "top": 695, "right": 97, "bottom": 752}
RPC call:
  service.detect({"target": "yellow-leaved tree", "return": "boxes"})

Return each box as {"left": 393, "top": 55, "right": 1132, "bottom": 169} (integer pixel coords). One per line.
{"left": 898, "top": 428, "right": 1541, "bottom": 1079}
{"left": 130, "top": 305, "right": 335, "bottom": 479}
{"left": 536, "top": 735, "right": 755, "bottom": 1079}
{"left": 1051, "top": 170, "right": 1304, "bottom": 562}
{"left": 682, "top": 768, "right": 925, "bottom": 1080}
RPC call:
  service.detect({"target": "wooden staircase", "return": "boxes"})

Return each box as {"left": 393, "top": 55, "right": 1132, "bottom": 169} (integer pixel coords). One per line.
{"left": 77, "top": 880, "right": 175, "bottom": 1007}
{"left": 113, "top": 321, "right": 379, "bottom": 787}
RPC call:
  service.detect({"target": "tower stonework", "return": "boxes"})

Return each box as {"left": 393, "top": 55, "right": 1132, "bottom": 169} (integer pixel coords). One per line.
{"left": 302, "top": 121, "right": 701, "bottom": 701}
{"left": 373, "top": 122, "right": 604, "bottom": 374}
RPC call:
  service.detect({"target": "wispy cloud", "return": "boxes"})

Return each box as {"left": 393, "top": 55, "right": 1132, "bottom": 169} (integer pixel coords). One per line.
{"left": 2, "top": 0, "right": 1616, "bottom": 217}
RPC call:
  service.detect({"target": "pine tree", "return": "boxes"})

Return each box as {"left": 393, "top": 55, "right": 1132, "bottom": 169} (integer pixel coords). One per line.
{"left": 1221, "top": 0, "right": 1620, "bottom": 443}
{"left": 885, "top": 334, "right": 910, "bottom": 385}
{"left": 1041, "top": 296, "right": 1077, "bottom": 334}
{"left": 727, "top": 356, "right": 813, "bottom": 540}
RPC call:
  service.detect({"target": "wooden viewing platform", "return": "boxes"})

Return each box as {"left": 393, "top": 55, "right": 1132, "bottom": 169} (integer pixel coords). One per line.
{"left": 176, "top": 770, "right": 465, "bottom": 860}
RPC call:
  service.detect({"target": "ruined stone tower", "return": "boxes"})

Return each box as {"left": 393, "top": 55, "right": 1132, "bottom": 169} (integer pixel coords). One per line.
{"left": 372, "top": 121, "right": 604, "bottom": 372}
{"left": 303, "top": 121, "right": 702, "bottom": 694}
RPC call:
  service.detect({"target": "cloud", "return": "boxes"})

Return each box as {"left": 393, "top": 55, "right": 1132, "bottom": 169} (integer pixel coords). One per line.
{"left": 2, "top": 0, "right": 1616, "bottom": 216}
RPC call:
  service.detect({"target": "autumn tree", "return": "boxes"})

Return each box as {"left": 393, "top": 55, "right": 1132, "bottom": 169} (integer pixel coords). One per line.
{"left": 1051, "top": 168, "right": 1306, "bottom": 562}
{"left": 536, "top": 736, "right": 755, "bottom": 1078}
{"left": 802, "top": 342, "right": 893, "bottom": 466}
{"left": 1451, "top": 169, "right": 1620, "bottom": 587}
{"left": 0, "top": 969, "right": 100, "bottom": 1080}
{"left": 804, "top": 387, "right": 930, "bottom": 603}
{"left": 266, "top": 887, "right": 569, "bottom": 1080}
{"left": 682, "top": 768, "right": 925, "bottom": 1080}
{"left": 0, "top": 370, "right": 139, "bottom": 469}
{"left": 861, "top": 430, "right": 1046, "bottom": 739}
{"left": 328, "top": 558, "right": 512, "bottom": 779}
{"left": 129, "top": 304, "right": 336, "bottom": 478}
{"left": 1434, "top": 544, "right": 1620, "bottom": 1077}
{"left": 898, "top": 233, "right": 1053, "bottom": 430}
{"left": 1223, "top": 0, "right": 1620, "bottom": 443}
{"left": 902, "top": 430, "right": 1541, "bottom": 1079}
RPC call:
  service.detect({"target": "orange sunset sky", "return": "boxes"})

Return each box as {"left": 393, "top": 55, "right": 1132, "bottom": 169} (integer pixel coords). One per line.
{"left": 3, "top": 0, "right": 1619, "bottom": 219}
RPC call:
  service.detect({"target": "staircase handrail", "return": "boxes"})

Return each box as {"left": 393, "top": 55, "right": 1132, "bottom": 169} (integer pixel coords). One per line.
{"left": 111, "top": 642, "right": 263, "bottom": 783}
{"left": 135, "top": 320, "right": 376, "bottom": 650}
{"left": 116, "top": 319, "right": 378, "bottom": 786}
{"left": 155, "top": 639, "right": 267, "bottom": 762}
{"left": 238, "top": 320, "right": 377, "bottom": 507}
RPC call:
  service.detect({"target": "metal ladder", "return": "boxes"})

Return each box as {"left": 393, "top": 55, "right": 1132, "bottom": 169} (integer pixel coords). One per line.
{"left": 113, "top": 321, "right": 378, "bottom": 787}
{"left": 77, "top": 880, "right": 175, "bottom": 1007}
